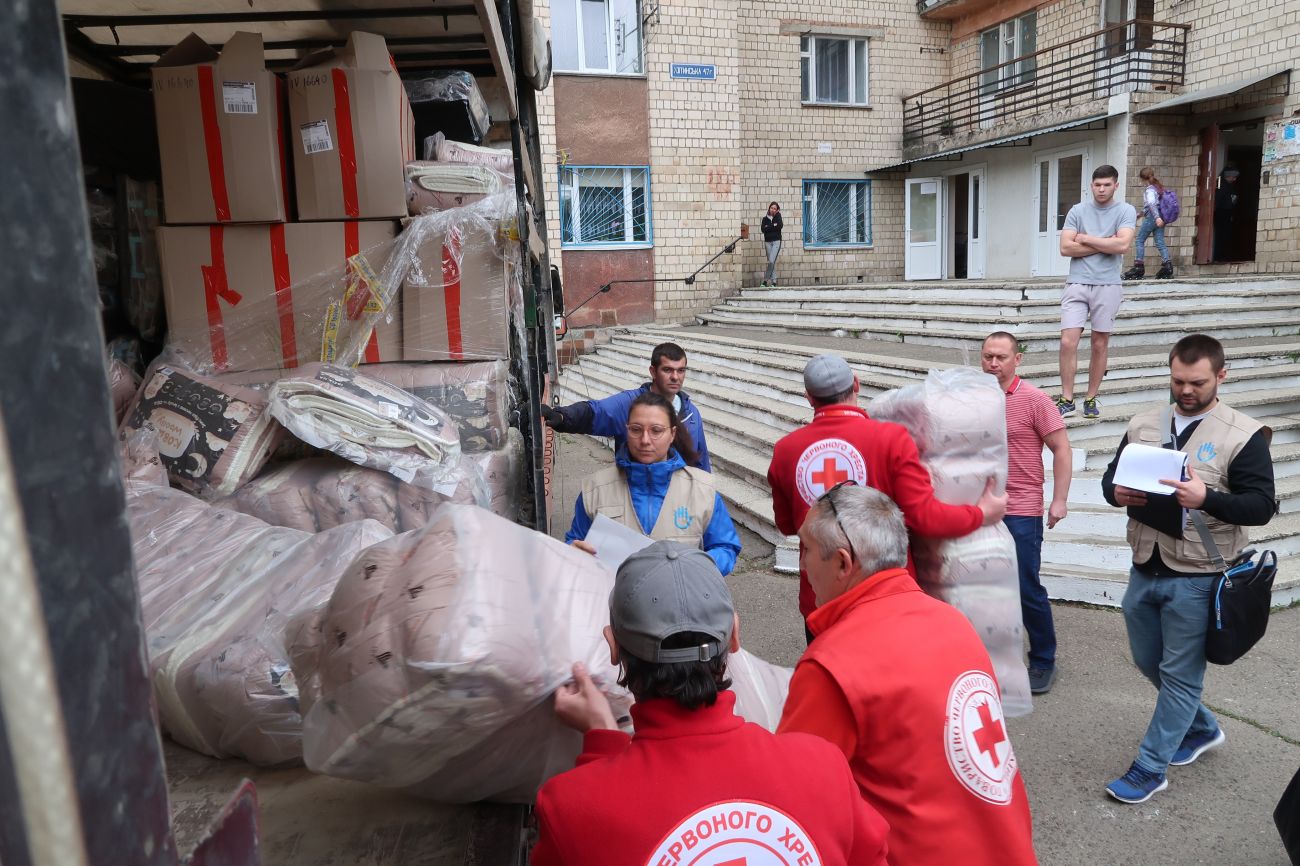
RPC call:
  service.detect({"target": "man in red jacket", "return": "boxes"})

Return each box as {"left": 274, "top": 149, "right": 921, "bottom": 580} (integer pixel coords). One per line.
{"left": 532, "top": 541, "right": 890, "bottom": 866}
{"left": 767, "top": 354, "right": 1007, "bottom": 636}
{"left": 779, "top": 484, "right": 1039, "bottom": 866}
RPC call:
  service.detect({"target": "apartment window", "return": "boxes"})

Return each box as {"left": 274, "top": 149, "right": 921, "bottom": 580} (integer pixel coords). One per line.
{"left": 802, "top": 180, "right": 872, "bottom": 247}
{"left": 801, "top": 36, "right": 869, "bottom": 106}
{"left": 559, "top": 166, "right": 652, "bottom": 247}
{"left": 552, "top": 0, "right": 643, "bottom": 75}
{"left": 980, "top": 12, "right": 1037, "bottom": 94}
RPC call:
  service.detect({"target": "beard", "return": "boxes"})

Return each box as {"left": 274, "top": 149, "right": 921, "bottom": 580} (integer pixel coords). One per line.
{"left": 1172, "top": 386, "right": 1217, "bottom": 415}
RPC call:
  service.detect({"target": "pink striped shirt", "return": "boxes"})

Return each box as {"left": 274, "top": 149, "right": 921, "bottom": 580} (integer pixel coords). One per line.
{"left": 1005, "top": 377, "right": 1066, "bottom": 517}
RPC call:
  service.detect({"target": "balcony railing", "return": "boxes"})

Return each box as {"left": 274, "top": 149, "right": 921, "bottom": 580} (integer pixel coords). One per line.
{"left": 903, "top": 20, "right": 1190, "bottom": 147}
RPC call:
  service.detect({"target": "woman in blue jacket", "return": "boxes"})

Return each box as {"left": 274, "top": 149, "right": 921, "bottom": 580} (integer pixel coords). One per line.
{"left": 566, "top": 392, "right": 741, "bottom": 575}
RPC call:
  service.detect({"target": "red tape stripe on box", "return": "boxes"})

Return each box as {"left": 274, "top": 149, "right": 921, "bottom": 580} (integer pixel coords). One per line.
{"left": 442, "top": 227, "right": 464, "bottom": 360}
{"left": 269, "top": 224, "right": 297, "bottom": 368}
{"left": 197, "top": 66, "right": 232, "bottom": 222}
{"left": 331, "top": 69, "right": 360, "bottom": 218}
{"left": 199, "top": 227, "right": 243, "bottom": 370}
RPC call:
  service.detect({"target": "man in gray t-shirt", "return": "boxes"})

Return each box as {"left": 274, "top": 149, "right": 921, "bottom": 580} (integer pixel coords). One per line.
{"left": 1056, "top": 164, "right": 1137, "bottom": 420}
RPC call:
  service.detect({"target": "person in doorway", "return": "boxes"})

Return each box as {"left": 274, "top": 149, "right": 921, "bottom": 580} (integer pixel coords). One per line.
{"left": 1123, "top": 167, "right": 1174, "bottom": 280}
{"left": 1056, "top": 164, "right": 1137, "bottom": 420}
{"left": 566, "top": 391, "right": 740, "bottom": 575}
{"left": 981, "top": 331, "right": 1073, "bottom": 695}
{"left": 541, "top": 341, "right": 711, "bottom": 470}
{"left": 761, "top": 201, "right": 783, "bottom": 286}
{"left": 531, "top": 541, "right": 890, "bottom": 866}
{"left": 1099, "top": 334, "right": 1275, "bottom": 804}
{"left": 778, "top": 484, "right": 1039, "bottom": 866}
{"left": 1214, "top": 169, "right": 1242, "bottom": 262}
{"left": 766, "top": 354, "right": 1007, "bottom": 640}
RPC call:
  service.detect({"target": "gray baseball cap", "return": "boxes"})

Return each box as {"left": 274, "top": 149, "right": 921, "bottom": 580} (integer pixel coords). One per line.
{"left": 610, "top": 540, "right": 735, "bottom": 664}
{"left": 803, "top": 354, "right": 855, "bottom": 398}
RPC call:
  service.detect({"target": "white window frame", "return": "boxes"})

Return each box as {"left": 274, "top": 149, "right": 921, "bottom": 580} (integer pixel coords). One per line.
{"left": 980, "top": 12, "right": 1037, "bottom": 94}
{"left": 553, "top": 0, "right": 644, "bottom": 76}
{"left": 800, "top": 35, "right": 870, "bottom": 107}
{"left": 559, "top": 165, "right": 653, "bottom": 249}
{"left": 802, "top": 179, "right": 873, "bottom": 248}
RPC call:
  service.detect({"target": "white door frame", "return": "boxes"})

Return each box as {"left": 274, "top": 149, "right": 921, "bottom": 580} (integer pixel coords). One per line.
{"left": 905, "top": 176, "right": 944, "bottom": 281}
{"left": 1030, "top": 144, "right": 1091, "bottom": 277}
{"left": 940, "top": 163, "right": 987, "bottom": 279}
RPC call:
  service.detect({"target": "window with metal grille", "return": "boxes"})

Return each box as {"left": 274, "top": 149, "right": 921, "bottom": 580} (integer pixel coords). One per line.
{"left": 802, "top": 180, "right": 872, "bottom": 247}
{"left": 559, "top": 166, "right": 652, "bottom": 247}
{"left": 552, "top": 0, "right": 644, "bottom": 75}
{"left": 801, "top": 36, "right": 869, "bottom": 106}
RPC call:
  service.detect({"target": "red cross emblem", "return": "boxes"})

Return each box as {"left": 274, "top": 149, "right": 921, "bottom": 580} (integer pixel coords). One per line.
{"left": 810, "top": 457, "right": 850, "bottom": 491}
{"left": 973, "top": 699, "right": 1007, "bottom": 768}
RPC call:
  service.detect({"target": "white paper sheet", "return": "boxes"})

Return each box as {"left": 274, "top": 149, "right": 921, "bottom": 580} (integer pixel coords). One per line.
{"left": 1113, "top": 442, "right": 1188, "bottom": 494}
{"left": 585, "top": 514, "right": 656, "bottom": 572}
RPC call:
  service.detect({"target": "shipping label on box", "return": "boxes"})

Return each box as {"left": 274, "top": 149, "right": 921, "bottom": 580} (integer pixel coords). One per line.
{"left": 402, "top": 223, "right": 516, "bottom": 362}
{"left": 287, "top": 31, "right": 415, "bottom": 221}
{"left": 152, "top": 32, "right": 289, "bottom": 225}
{"left": 159, "top": 221, "right": 401, "bottom": 373}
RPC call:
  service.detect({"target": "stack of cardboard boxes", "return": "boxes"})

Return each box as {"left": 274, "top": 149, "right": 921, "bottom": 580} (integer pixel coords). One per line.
{"left": 152, "top": 30, "right": 515, "bottom": 373}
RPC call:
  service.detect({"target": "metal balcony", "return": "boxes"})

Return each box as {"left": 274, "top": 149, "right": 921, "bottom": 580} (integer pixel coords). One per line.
{"left": 902, "top": 20, "right": 1190, "bottom": 148}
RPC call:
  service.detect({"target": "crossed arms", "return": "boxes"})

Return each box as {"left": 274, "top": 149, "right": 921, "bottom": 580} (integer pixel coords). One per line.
{"left": 1060, "top": 226, "right": 1135, "bottom": 257}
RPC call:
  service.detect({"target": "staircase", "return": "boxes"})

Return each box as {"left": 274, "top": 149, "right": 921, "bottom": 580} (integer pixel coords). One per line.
{"left": 556, "top": 275, "right": 1300, "bottom": 606}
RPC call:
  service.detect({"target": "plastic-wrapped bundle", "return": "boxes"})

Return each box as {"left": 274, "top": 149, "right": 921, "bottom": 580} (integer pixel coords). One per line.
{"left": 124, "top": 469, "right": 392, "bottom": 766}
{"left": 108, "top": 357, "right": 141, "bottom": 423}
{"left": 364, "top": 360, "right": 512, "bottom": 453}
{"left": 422, "top": 132, "right": 514, "bottom": 174}
{"left": 869, "top": 368, "right": 1031, "bottom": 716}
{"left": 727, "top": 649, "right": 793, "bottom": 733}
{"left": 268, "top": 364, "right": 462, "bottom": 493}
{"left": 290, "top": 503, "right": 630, "bottom": 802}
{"left": 406, "top": 72, "right": 492, "bottom": 145}
{"left": 405, "top": 161, "right": 508, "bottom": 216}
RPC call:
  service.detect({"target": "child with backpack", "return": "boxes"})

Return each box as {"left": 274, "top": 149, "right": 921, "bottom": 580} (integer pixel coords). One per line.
{"left": 1124, "top": 167, "right": 1178, "bottom": 279}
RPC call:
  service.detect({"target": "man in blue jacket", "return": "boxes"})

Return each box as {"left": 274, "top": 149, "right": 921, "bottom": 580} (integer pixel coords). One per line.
{"left": 542, "top": 342, "right": 711, "bottom": 470}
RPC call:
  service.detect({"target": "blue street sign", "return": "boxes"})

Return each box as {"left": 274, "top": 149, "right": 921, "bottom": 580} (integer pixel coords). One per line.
{"left": 670, "top": 63, "right": 716, "bottom": 80}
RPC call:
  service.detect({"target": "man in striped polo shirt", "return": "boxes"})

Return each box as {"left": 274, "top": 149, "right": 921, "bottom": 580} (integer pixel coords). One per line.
{"left": 982, "top": 332, "right": 1074, "bottom": 695}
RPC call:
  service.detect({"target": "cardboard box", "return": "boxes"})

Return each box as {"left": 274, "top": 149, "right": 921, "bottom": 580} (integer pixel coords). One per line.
{"left": 287, "top": 32, "right": 415, "bottom": 221}
{"left": 152, "top": 32, "right": 289, "bottom": 224}
{"left": 159, "top": 221, "right": 401, "bottom": 373}
{"left": 402, "top": 224, "right": 515, "bottom": 362}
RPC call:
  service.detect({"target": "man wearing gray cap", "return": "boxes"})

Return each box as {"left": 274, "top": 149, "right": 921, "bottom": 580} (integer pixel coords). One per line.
{"left": 531, "top": 540, "right": 889, "bottom": 866}
{"left": 767, "top": 354, "right": 1007, "bottom": 638}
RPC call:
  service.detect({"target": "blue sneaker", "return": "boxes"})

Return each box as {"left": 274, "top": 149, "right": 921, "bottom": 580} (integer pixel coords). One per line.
{"left": 1083, "top": 397, "right": 1100, "bottom": 418}
{"left": 1106, "top": 762, "right": 1168, "bottom": 804}
{"left": 1056, "top": 397, "right": 1076, "bottom": 417}
{"left": 1170, "top": 728, "right": 1225, "bottom": 766}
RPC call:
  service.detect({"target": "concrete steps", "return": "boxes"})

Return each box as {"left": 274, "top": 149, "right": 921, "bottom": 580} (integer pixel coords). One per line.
{"left": 557, "top": 277, "right": 1300, "bottom": 605}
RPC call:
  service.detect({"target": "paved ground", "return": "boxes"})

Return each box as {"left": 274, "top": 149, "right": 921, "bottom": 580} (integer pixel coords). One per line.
{"left": 553, "top": 433, "right": 1300, "bottom": 866}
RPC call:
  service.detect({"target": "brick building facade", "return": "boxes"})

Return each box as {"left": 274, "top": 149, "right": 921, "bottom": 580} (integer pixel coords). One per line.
{"left": 539, "top": 0, "right": 1300, "bottom": 325}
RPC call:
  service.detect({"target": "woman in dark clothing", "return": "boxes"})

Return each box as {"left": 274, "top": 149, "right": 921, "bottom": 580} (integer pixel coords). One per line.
{"left": 761, "top": 202, "right": 783, "bottom": 286}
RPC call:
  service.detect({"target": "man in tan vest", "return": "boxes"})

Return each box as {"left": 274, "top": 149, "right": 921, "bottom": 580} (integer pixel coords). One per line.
{"left": 1100, "top": 334, "right": 1275, "bottom": 804}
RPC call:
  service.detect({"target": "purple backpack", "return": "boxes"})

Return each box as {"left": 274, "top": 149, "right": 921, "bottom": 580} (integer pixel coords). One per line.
{"left": 1158, "top": 187, "right": 1181, "bottom": 224}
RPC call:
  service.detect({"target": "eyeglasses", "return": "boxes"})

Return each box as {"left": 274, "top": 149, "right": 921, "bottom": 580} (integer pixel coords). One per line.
{"left": 818, "top": 479, "right": 858, "bottom": 565}
{"left": 626, "top": 424, "right": 671, "bottom": 440}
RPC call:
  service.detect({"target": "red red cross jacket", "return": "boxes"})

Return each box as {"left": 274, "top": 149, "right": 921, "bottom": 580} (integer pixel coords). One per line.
{"left": 779, "top": 568, "right": 1038, "bottom": 866}
{"left": 532, "top": 691, "right": 890, "bottom": 866}
{"left": 766, "top": 404, "right": 983, "bottom": 617}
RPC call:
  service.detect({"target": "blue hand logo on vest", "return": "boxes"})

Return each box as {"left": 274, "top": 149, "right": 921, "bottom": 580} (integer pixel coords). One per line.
{"left": 1197, "top": 442, "right": 1217, "bottom": 463}
{"left": 674, "top": 507, "right": 693, "bottom": 531}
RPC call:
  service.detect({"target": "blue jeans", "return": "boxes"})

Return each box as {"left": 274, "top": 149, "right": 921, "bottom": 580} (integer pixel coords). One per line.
{"left": 1135, "top": 214, "right": 1169, "bottom": 263}
{"left": 1004, "top": 516, "right": 1056, "bottom": 670}
{"left": 1122, "top": 568, "right": 1220, "bottom": 775}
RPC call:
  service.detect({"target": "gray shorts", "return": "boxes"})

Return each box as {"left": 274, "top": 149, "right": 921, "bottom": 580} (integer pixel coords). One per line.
{"left": 1061, "top": 282, "right": 1123, "bottom": 332}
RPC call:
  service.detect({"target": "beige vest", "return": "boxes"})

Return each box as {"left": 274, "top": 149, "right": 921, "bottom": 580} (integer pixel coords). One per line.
{"left": 1126, "top": 401, "right": 1261, "bottom": 572}
{"left": 582, "top": 465, "right": 715, "bottom": 546}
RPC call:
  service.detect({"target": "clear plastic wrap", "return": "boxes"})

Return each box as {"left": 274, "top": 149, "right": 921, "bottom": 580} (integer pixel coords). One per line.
{"left": 868, "top": 368, "right": 1032, "bottom": 717}
{"left": 290, "top": 503, "right": 631, "bottom": 802}
{"left": 726, "top": 649, "right": 793, "bottom": 733}
{"left": 118, "top": 360, "right": 284, "bottom": 498}
{"left": 405, "top": 161, "right": 508, "bottom": 216}
{"left": 125, "top": 473, "right": 393, "bottom": 766}
{"left": 405, "top": 73, "right": 492, "bottom": 146}
{"left": 108, "top": 356, "right": 141, "bottom": 423}
{"left": 267, "top": 364, "right": 462, "bottom": 493}
{"left": 363, "top": 360, "right": 513, "bottom": 453}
